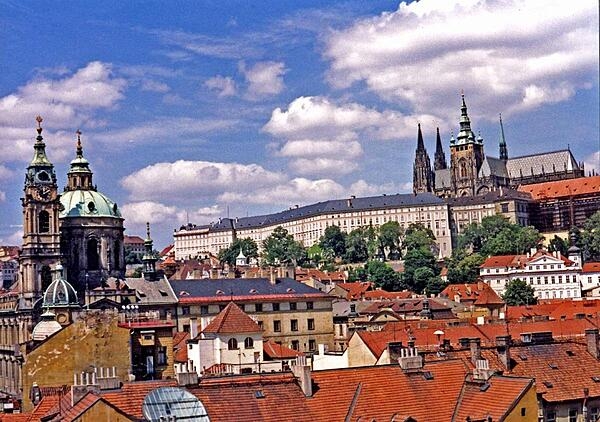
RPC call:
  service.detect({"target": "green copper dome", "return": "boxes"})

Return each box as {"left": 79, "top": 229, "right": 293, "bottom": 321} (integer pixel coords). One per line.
{"left": 60, "top": 189, "right": 122, "bottom": 218}
{"left": 42, "top": 264, "right": 79, "bottom": 307}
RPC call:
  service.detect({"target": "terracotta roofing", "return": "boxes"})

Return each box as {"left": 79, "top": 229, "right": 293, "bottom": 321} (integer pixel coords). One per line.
{"left": 159, "top": 244, "right": 174, "bottom": 257}
{"left": 173, "top": 331, "right": 190, "bottom": 363}
{"left": 202, "top": 302, "right": 261, "bottom": 334}
{"left": 508, "top": 341, "right": 600, "bottom": 403}
{"left": 263, "top": 339, "right": 303, "bottom": 359}
{"left": 101, "top": 380, "right": 177, "bottom": 420}
{"left": 507, "top": 299, "right": 600, "bottom": 321}
{"left": 453, "top": 376, "right": 534, "bottom": 422}
{"left": 361, "top": 298, "right": 453, "bottom": 316}
{"left": 583, "top": 262, "right": 600, "bottom": 273}
{"left": 335, "top": 282, "right": 372, "bottom": 300}
{"left": 480, "top": 250, "right": 574, "bottom": 269}
{"left": 295, "top": 268, "right": 347, "bottom": 283}
{"left": 171, "top": 278, "right": 330, "bottom": 304}
{"left": 363, "top": 290, "right": 414, "bottom": 300}
{"left": 518, "top": 175, "right": 600, "bottom": 200}
{"left": 123, "top": 235, "right": 144, "bottom": 244}
{"left": 441, "top": 282, "right": 505, "bottom": 305}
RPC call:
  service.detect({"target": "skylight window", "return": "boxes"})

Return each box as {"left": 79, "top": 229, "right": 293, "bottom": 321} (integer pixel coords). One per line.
{"left": 548, "top": 363, "right": 558, "bottom": 369}
{"left": 543, "top": 381, "right": 553, "bottom": 388}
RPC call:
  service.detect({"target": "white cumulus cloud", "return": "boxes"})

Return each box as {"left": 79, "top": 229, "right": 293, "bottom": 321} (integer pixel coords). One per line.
{"left": 241, "top": 61, "right": 287, "bottom": 98}
{"left": 204, "top": 75, "right": 236, "bottom": 97}
{"left": 584, "top": 151, "right": 600, "bottom": 175}
{"left": 324, "top": 0, "right": 599, "bottom": 120}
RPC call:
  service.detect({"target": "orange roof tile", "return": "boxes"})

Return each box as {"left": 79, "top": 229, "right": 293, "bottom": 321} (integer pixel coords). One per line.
{"left": 335, "top": 282, "right": 372, "bottom": 300}
{"left": 363, "top": 290, "right": 414, "bottom": 300}
{"left": 518, "top": 176, "right": 600, "bottom": 200}
{"left": 441, "top": 282, "right": 505, "bottom": 305}
{"left": 202, "top": 302, "right": 260, "bottom": 334}
{"left": 101, "top": 380, "right": 177, "bottom": 420}
{"left": 173, "top": 331, "right": 190, "bottom": 363}
{"left": 583, "top": 262, "right": 600, "bottom": 273}
{"left": 263, "top": 339, "right": 302, "bottom": 359}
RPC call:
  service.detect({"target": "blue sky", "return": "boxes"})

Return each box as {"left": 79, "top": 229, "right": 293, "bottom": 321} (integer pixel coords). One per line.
{"left": 1, "top": 0, "right": 598, "bottom": 249}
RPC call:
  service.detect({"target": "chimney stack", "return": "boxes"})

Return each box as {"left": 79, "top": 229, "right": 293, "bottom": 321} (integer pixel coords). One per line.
{"left": 269, "top": 268, "right": 277, "bottom": 285}
{"left": 586, "top": 329, "right": 600, "bottom": 359}
{"left": 496, "top": 335, "right": 511, "bottom": 370}
{"left": 189, "top": 317, "right": 198, "bottom": 339}
{"left": 470, "top": 338, "right": 481, "bottom": 365}
{"left": 291, "top": 355, "right": 312, "bottom": 397}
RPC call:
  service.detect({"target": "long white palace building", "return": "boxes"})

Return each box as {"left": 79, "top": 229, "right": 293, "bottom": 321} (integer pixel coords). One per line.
{"left": 173, "top": 192, "right": 453, "bottom": 260}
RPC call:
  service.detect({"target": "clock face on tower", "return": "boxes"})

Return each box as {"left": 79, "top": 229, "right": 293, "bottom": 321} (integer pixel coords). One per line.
{"left": 32, "top": 185, "right": 55, "bottom": 202}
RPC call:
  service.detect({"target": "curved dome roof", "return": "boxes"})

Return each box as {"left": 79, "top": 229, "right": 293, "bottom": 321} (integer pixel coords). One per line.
{"left": 32, "top": 310, "right": 63, "bottom": 341}
{"left": 42, "top": 269, "right": 79, "bottom": 307}
{"left": 60, "top": 189, "right": 122, "bottom": 218}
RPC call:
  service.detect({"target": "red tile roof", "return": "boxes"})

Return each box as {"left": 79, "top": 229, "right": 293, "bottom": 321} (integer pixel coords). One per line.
{"left": 101, "top": 380, "right": 177, "bottom": 420}
{"left": 583, "top": 262, "right": 600, "bottom": 273}
{"left": 441, "top": 282, "right": 505, "bottom": 306}
{"left": 518, "top": 176, "right": 600, "bottom": 200}
{"left": 508, "top": 299, "right": 600, "bottom": 321}
{"left": 480, "top": 250, "right": 574, "bottom": 268}
{"left": 173, "top": 331, "right": 190, "bottom": 363}
{"left": 363, "top": 290, "right": 414, "bottom": 300}
{"left": 202, "top": 302, "right": 260, "bottom": 334}
{"left": 335, "top": 282, "right": 372, "bottom": 300}
{"left": 263, "top": 339, "right": 302, "bottom": 359}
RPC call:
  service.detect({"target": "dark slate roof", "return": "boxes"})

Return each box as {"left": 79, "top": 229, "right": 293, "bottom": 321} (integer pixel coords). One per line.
{"left": 124, "top": 277, "right": 178, "bottom": 305}
{"left": 479, "top": 156, "right": 508, "bottom": 178}
{"left": 170, "top": 278, "right": 330, "bottom": 301}
{"left": 446, "top": 188, "right": 532, "bottom": 206}
{"left": 505, "top": 149, "right": 580, "bottom": 178}
{"left": 177, "top": 193, "right": 445, "bottom": 233}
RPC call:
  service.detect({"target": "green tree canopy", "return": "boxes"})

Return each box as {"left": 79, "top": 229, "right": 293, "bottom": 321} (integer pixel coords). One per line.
{"left": 502, "top": 278, "right": 537, "bottom": 306}
{"left": 364, "top": 260, "right": 402, "bottom": 292}
{"left": 548, "top": 235, "right": 568, "bottom": 256}
{"left": 403, "top": 223, "right": 436, "bottom": 252}
{"left": 402, "top": 247, "right": 439, "bottom": 293}
{"left": 446, "top": 252, "right": 485, "bottom": 284}
{"left": 319, "top": 225, "right": 347, "bottom": 260}
{"left": 378, "top": 221, "right": 403, "bottom": 260}
{"left": 582, "top": 211, "right": 600, "bottom": 261}
{"left": 218, "top": 237, "right": 259, "bottom": 266}
{"left": 344, "top": 228, "right": 369, "bottom": 263}
{"left": 262, "top": 226, "right": 307, "bottom": 266}
{"left": 425, "top": 275, "right": 446, "bottom": 297}
{"left": 458, "top": 215, "right": 542, "bottom": 256}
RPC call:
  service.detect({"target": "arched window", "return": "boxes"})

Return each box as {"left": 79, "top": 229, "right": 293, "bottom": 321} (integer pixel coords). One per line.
{"left": 459, "top": 161, "right": 468, "bottom": 179}
{"left": 87, "top": 238, "right": 99, "bottom": 270}
{"left": 38, "top": 211, "right": 50, "bottom": 233}
{"left": 228, "top": 338, "right": 238, "bottom": 350}
{"left": 113, "top": 240, "right": 120, "bottom": 269}
{"left": 244, "top": 337, "right": 254, "bottom": 349}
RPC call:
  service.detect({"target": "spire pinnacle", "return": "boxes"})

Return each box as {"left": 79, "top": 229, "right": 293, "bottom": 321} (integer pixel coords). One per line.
{"left": 499, "top": 113, "right": 508, "bottom": 160}
{"left": 36, "top": 115, "right": 43, "bottom": 136}
{"left": 416, "top": 123, "right": 425, "bottom": 151}
{"left": 434, "top": 127, "right": 447, "bottom": 170}
{"left": 76, "top": 130, "right": 83, "bottom": 158}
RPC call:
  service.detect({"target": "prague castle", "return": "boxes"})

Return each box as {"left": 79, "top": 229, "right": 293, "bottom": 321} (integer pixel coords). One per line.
{"left": 413, "top": 95, "right": 585, "bottom": 198}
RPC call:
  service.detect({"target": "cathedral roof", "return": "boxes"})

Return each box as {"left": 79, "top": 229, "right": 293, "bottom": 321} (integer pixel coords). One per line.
{"left": 434, "top": 168, "right": 451, "bottom": 188}
{"left": 479, "top": 156, "right": 508, "bottom": 178}
{"left": 505, "top": 149, "right": 579, "bottom": 178}
{"left": 60, "top": 189, "right": 122, "bottom": 218}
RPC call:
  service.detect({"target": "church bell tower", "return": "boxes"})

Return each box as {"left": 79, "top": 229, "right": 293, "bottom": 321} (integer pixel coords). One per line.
{"left": 19, "top": 116, "right": 62, "bottom": 309}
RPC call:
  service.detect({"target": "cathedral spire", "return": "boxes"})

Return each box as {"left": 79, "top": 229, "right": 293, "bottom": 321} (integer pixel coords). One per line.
{"left": 434, "top": 127, "right": 447, "bottom": 170}
{"left": 499, "top": 113, "right": 508, "bottom": 160}
{"left": 457, "top": 94, "right": 475, "bottom": 145}
{"left": 66, "top": 130, "right": 94, "bottom": 191}
{"left": 30, "top": 116, "right": 52, "bottom": 167}
{"left": 412, "top": 123, "right": 433, "bottom": 194}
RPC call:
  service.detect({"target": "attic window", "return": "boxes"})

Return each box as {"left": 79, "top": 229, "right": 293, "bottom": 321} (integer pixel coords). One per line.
{"left": 249, "top": 289, "right": 258, "bottom": 294}
{"left": 216, "top": 290, "right": 225, "bottom": 295}
{"left": 480, "top": 382, "right": 490, "bottom": 392}
{"left": 422, "top": 371, "right": 434, "bottom": 380}
{"left": 566, "top": 350, "right": 575, "bottom": 357}
{"left": 179, "top": 291, "right": 190, "bottom": 296}
{"left": 543, "top": 381, "right": 553, "bottom": 388}
{"left": 592, "top": 376, "right": 600, "bottom": 383}
{"left": 548, "top": 363, "right": 558, "bottom": 370}
{"left": 254, "top": 390, "right": 265, "bottom": 399}
{"left": 138, "top": 292, "right": 146, "bottom": 297}
{"left": 286, "top": 288, "right": 296, "bottom": 293}
{"left": 159, "top": 290, "right": 168, "bottom": 297}
{"left": 518, "top": 354, "right": 528, "bottom": 361}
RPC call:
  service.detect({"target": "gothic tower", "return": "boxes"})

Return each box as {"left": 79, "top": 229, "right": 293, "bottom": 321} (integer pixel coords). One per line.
{"left": 19, "top": 116, "right": 62, "bottom": 309}
{"left": 449, "top": 95, "right": 485, "bottom": 196}
{"left": 142, "top": 222, "right": 158, "bottom": 281}
{"left": 412, "top": 123, "right": 434, "bottom": 194}
{"left": 433, "top": 127, "right": 447, "bottom": 170}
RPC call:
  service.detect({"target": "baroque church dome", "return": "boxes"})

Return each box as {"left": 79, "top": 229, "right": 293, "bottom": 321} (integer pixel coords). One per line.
{"left": 41, "top": 264, "right": 78, "bottom": 307}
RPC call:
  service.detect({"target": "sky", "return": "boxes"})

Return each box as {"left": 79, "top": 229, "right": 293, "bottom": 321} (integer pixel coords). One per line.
{"left": 1, "top": 0, "right": 598, "bottom": 249}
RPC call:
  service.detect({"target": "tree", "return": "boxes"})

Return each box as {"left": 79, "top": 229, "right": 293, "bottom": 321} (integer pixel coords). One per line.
{"left": 218, "top": 237, "right": 259, "bottom": 266}
{"left": 425, "top": 276, "right": 446, "bottom": 297}
{"left": 344, "top": 228, "right": 369, "bottom": 263}
{"left": 262, "top": 226, "right": 307, "bottom": 266}
{"left": 402, "top": 247, "right": 439, "bottom": 293}
{"left": 378, "top": 221, "right": 403, "bottom": 260}
{"left": 403, "top": 223, "right": 436, "bottom": 252}
{"left": 582, "top": 211, "right": 600, "bottom": 261}
{"left": 319, "top": 225, "right": 347, "bottom": 260}
{"left": 446, "top": 252, "right": 485, "bottom": 284}
{"left": 364, "top": 260, "right": 402, "bottom": 291}
{"left": 125, "top": 250, "right": 141, "bottom": 265}
{"left": 502, "top": 278, "right": 537, "bottom": 306}
{"left": 458, "top": 215, "right": 542, "bottom": 256}
{"left": 548, "top": 235, "right": 568, "bottom": 256}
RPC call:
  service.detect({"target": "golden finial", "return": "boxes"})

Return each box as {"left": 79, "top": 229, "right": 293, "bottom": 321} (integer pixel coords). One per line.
{"left": 36, "top": 115, "right": 43, "bottom": 135}
{"left": 76, "top": 129, "right": 83, "bottom": 157}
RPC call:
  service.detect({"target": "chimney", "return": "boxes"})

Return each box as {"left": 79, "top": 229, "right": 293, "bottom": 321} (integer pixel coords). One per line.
{"left": 496, "top": 335, "right": 511, "bottom": 370}
{"left": 189, "top": 317, "right": 199, "bottom": 339}
{"left": 291, "top": 355, "right": 312, "bottom": 397}
{"left": 472, "top": 359, "right": 494, "bottom": 382}
{"left": 586, "top": 329, "right": 600, "bottom": 359}
{"left": 269, "top": 268, "right": 277, "bottom": 285}
{"left": 96, "top": 367, "right": 120, "bottom": 390}
{"left": 210, "top": 267, "right": 219, "bottom": 279}
{"left": 71, "top": 371, "right": 100, "bottom": 407}
{"left": 175, "top": 361, "right": 198, "bottom": 386}
{"left": 398, "top": 347, "right": 423, "bottom": 371}
{"left": 470, "top": 338, "right": 481, "bottom": 365}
